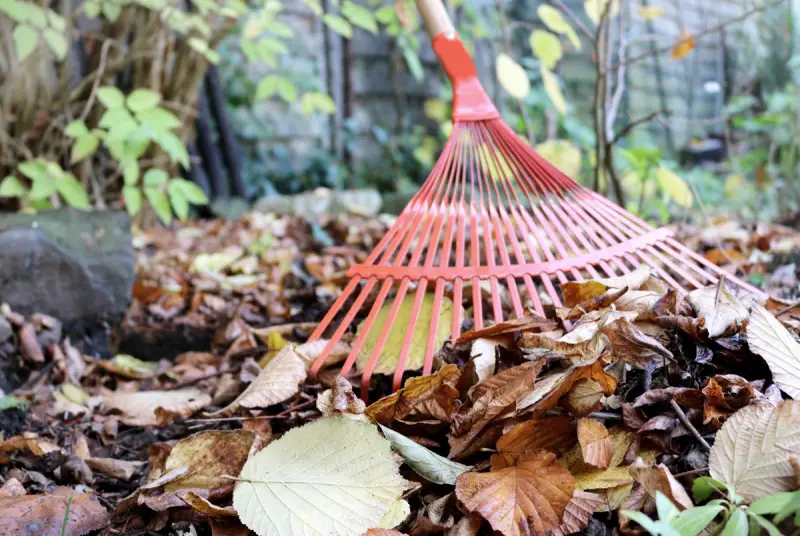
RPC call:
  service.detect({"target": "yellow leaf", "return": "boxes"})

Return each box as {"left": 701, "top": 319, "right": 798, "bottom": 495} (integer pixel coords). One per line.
{"left": 636, "top": 6, "right": 664, "bottom": 20}
{"left": 538, "top": 5, "right": 581, "bottom": 50}
{"left": 540, "top": 64, "right": 566, "bottom": 115}
{"left": 496, "top": 53, "right": 530, "bottom": 100}
{"left": 724, "top": 173, "right": 745, "bottom": 198}
{"left": 530, "top": 30, "right": 563, "bottom": 69}
{"left": 655, "top": 166, "right": 693, "bottom": 207}
{"left": 670, "top": 31, "right": 696, "bottom": 59}
{"left": 584, "top": 0, "right": 620, "bottom": 25}
{"left": 424, "top": 98, "right": 448, "bottom": 121}
{"left": 535, "top": 139, "right": 581, "bottom": 177}
{"left": 357, "top": 293, "right": 456, "bottom": 375}
{"left": 233, "top": 417, "right": 407, "bottom": 536}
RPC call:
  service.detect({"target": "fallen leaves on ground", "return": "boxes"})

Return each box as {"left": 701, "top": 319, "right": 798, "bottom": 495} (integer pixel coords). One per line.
{"left": 2, "top": 214, "right": 800, "bottom": 536}
{"left": 0, "top": 487, "right": 109, "bottom": 536}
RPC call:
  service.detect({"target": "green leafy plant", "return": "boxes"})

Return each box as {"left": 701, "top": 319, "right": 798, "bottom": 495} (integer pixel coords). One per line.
{"left": 622, "top": 477, "right": 799, "bottom": 536}
{"left": 1, "top": 0, "right": 69, "bottom": 61}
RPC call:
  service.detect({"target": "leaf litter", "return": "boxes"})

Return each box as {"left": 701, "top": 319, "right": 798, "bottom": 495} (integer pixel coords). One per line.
{"left": 1, "top": 214, "right": 800, "bottom": 535}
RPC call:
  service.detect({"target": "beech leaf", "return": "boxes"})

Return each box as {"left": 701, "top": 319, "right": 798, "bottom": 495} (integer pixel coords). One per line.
{"left": 233, "top": 417, "right": 407, "bottom": 536}
{"left": 578, "top": 418, "right": 613, "bottom": 469}
{"left": 602, "top": 318, "right": 673, "bottom": 369}
{"left": 709, "top": 401, "right": 800, "bottom": 501}
{"left": 103, "top": 388, "right": 210, "bottom": 426}
{"left": 747, "top": 304, "right": 800, "bottom": 399}
{"left": 687, "top": 284, "right": 748, "bottom": 338}
{"left": 455, "top": 450, "right": 575, "bottom": 536}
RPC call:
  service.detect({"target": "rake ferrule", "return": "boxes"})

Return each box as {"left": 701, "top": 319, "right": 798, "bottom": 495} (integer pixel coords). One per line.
{"left": 432, "top": 33, "right": 499, "bottom": 121}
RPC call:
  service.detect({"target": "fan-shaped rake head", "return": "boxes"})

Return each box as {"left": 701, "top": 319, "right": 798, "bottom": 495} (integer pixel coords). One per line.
{"left": 307, "top": 1, "right": 765, "bottom": 399}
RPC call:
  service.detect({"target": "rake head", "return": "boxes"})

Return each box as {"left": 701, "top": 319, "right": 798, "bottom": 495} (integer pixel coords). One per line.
{"left": 307, "top": 16, "right": 764, "bottom": 399}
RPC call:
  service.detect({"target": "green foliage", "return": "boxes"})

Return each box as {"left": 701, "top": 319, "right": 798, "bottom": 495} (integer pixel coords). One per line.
{"left": 0, "top": 395, "right": 30, "bottom": 411}
{"left": 623, "top": 483, "right": 800, "bottom": 536}
{"left": 2, "top": 0, "right": 69, "bottom": 61}
{"left": 1, "top": 159, "right": 90, "bottom": 210}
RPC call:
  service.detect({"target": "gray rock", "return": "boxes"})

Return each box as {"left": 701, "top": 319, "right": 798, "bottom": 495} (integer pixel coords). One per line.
{"left": 254, "top": 188, "right": 383, "bottom": 217}
{"left": 0, "top": 316, "right": 11, "bottom": 342}
{"left": 0, "top": 210, "right": 134, "bottom": 322}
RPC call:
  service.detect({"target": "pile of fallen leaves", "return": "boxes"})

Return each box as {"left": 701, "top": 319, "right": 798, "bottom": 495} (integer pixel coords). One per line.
{"left": 1, "top": 214, "right": 800, "bottom": 536}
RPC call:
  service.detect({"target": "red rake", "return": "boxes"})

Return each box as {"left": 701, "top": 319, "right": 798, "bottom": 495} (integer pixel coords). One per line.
{"left": 308, "top": 0, "right": 764, "bottom": 398}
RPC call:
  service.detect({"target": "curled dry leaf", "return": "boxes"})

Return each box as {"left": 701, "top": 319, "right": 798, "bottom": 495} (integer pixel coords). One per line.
{"left": 209, "top": 345, "right": 306, "bottom": 416}
{"left": 233, "top": 417, "right": 406, "bottom": 536}
{"left": 709, "top": 400, "right": 800, "bottom": 501}
{"left": 578, "top": 419, "right": 613, "bottom": 469}
{"left": 632, "top": 387, "right": 704, "bottom": 409}
{"left": 379, "top": 425, "right": 471, "bottom": 485}
{"left": 103, "top": 388, "right": 211, "bottom": 426}
{"left": 517, "top": 361, "right": 617, "bottom": 412}
{"left": 178, "top": 490, "right": 237, "bottom": 517}
{"left": 367, "top": 364, "right": 461, "bottom": 424}
{"left": 295, "top": 338, "right": 352, "bottom": 370}
{"left": 455, "top": 450, "right": 575, "bottom": 536}
{"left": 163, "top": 430, "right": 255, "bottom": 492}
{"left": 601, "top": 318, "right": 673, "bottom": 369}
{"left": 496, "top": 415, "right": 577, "bottom": 458}
{"left": 560, "top": 266, "right": 653, "bottom": 308}
{"left": 747, "top": 304, "right": 800, "bottom": 399}
{"left": 455, "top": 316, "right": 551, "bottom": 345}
{"left": 0, "top": 486, "right": 109, "bottom": 536}
{"left": 686, "top": 284, "right": 748, "bottom": 338}
{"left": 670, "top": 30, "right": 696, "bottom": 59}
{"left": 701, "top": 374, "right": 760, "bottom": 428}
{"left": 469, "top": 337, "right": 503, "bottom": 382}
{"left": 317, "top": 375, "right": 367, "bottom": 418}
{"left": 18, "top": 323, "right": 44, "bottom": 364}
{"left": 84, "top": 458, "right": 145, "bottom": 481}
{"left": 629, "top": 458, "right": 693, "bottom": 509}
{"left": 561, "top": 286, "right": 628, "bottom": 321}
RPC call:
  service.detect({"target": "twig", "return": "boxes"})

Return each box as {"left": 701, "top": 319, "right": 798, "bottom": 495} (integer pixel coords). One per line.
{"left": 776, "top": 301, "right": 800, "bottom": 317}
{"left": 612, "top": 110, "right": 670, "bottom": 144}
{"left": 674, "top": 467, "right": 709, "bottom": 478}
{"left": 551, "top": 0, "right": 596, "bottom": 45}
{"left": 670, "top": 399, "right": 711, "bottom": 451}
{"left": 604, "top": 0, "right": 789, "bottom": 74}
{"left": 78, "top": 39, "right": 113, "bottom": 123}
{"left": 185, "top": 398, "right": 317, "bottom": 423}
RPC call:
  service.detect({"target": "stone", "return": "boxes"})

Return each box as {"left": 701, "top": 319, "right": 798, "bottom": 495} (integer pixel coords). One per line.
{"left": 254, "top": 188, "right": 383, "bottom": 217}
{"left": 0, "top": 316, "right": 11, "bottom": 342}
{"left": 0, "top": 210, "right": 135, "bottom": 323}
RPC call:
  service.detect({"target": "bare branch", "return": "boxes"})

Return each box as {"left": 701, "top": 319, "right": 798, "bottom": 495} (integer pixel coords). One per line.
{"left": 604, "top": 0, "right": 789, "bottom": 74}
{"left": 612, "top": 109, "right": 671, "bottom": 144}
{"left": 551, "top": 0, "right": 596, "bottom": 46}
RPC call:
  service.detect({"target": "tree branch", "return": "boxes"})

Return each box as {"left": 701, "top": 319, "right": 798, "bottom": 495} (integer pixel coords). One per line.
{"left": 604, "top": 0, "right": 789, "bottom": 74}
{"left": 612, "top": 109, "right": 670, "bottom": 144}
{"left": 551, "top": 0, "right": 596, "bottom": 47}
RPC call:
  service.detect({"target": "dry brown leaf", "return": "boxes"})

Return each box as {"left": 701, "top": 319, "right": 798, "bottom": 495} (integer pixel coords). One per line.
{"left": 367, "top": 364, "right": 461, "bottom": 424}
{"left": 702, "top": 374, "right": 760, "bottom": 428}
{"left": 614, "top": 291, "right": 663, "bottom": 321}
{"left": 601, "top": 318, "right": 673, "bottom": 369}
{"left": 670, "top": 31, "right": 696, "bottom": 59}
{"left": 84, "top": 458, "right": 145, "bottom": 481}
{"left": 629, "top": 458, "right": 693, "bottom": 509}
{"left": 469, "top": 338, "right": 504, "bottom": 382}
{"left": 496, "top": 415, "right": 577, "bottom": 458}
{"left": 0, "top": 486, "right": 109, "bottom": 536}
{"left": 364, "top": 530, "right": 407, "bottom": 536}
{"left": 0, "top": 479, "right": 25, "bottom": 498}
{"left": 103, "top": 388, "right": 211, "bottom": 426}
{"left": 687, "top": 284, "right": 748, "bottom": 338}
{"left": 317, "top": 375, "right": 367, "bottom": 418}
{"left": 295, "top": 338, "right": 352, "bottom": 370}
{"left": 552, "top": 322, "right": 609, "bottom": 365}
{"left": 178, "top": 490, "right": 237, "bottom": 517}
{"left": 578, "top": 419, "right": 613, "bottom": 469}
{"left": 561, "top": 287, "right": 628, "bottom": 321}
{"left": 709, "top": 400, "right": 800, "bottom": 501}
{"left": 518, "top": 361, "right": 617, "bottom": 412}
{"left": 455, "top": 450, "right": 575, "bottom": 536}
{"left": 549, "top": 491, "right": 605, "bottom": 536}
{"left": 455, "top": 316, "right": 552, "bottom": 345}
{"left": 560, "top": 267, "right": 653, "bottom": 308}
{"left": 747, "top": 304, "right": 800, "bottom": 399}
{"left": 210, "top": 345, "right": 306, "bottom": 416}
{"left": 633, "top": 387, "right": 704, "bottom": 409}
{"left": 163, "top": 430, "right": 255, "bottom": 492}
{"left": 18, "top": 323, "right": 45, "bottom": 364}
{"left": 449, "top": 361, "right": 545, "bottom": 458}
{"left": 563, "top": 379, "right": 606, "bottom": 417}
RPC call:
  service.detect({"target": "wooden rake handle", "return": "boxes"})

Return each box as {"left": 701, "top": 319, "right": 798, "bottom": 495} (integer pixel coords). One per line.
{"left": 416, "top": 0, "right": 455, "bottom": 38}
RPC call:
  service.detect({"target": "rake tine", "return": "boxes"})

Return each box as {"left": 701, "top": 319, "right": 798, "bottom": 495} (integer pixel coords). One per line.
{"left": 342, "top": 279, "right": 394, "bottom": 380}
{"left": 426, "top": 279, "right": 447, "bottom": 375}
{"left": 392, "top": 282, "right": 429, "bottom": 390}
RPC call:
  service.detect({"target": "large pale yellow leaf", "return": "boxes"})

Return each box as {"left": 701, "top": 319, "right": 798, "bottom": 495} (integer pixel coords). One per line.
{"left": 747, "top": 305, "right": 800, "bottom": 399}
{"left": 709, "top": 401, "right": 800, "bottom": 501}
{"left": 540, "top": 64, "right": 566, "bottom": 115}
{"left": 455, "top": 450, "right": 575, "bottom": 536}
{"left": 655, "top": 167, "right": 693, "bottom": 208}
{"left": 233, "top": 417, "right": 407, "bottom": 536}
{"left": 538, "top": 5, "right": 581, "bottom": 50}
{"left": 356, "top": 294, "right": 455, "bottom": 375}
{"left": 530, "top": 30, "right": 562, "bottom": 69}
{"left": 497, "top": 53, "right": 530, "bottom": 100}
{"left": 210, "top": 345, "right": 306, "bottom": 415}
